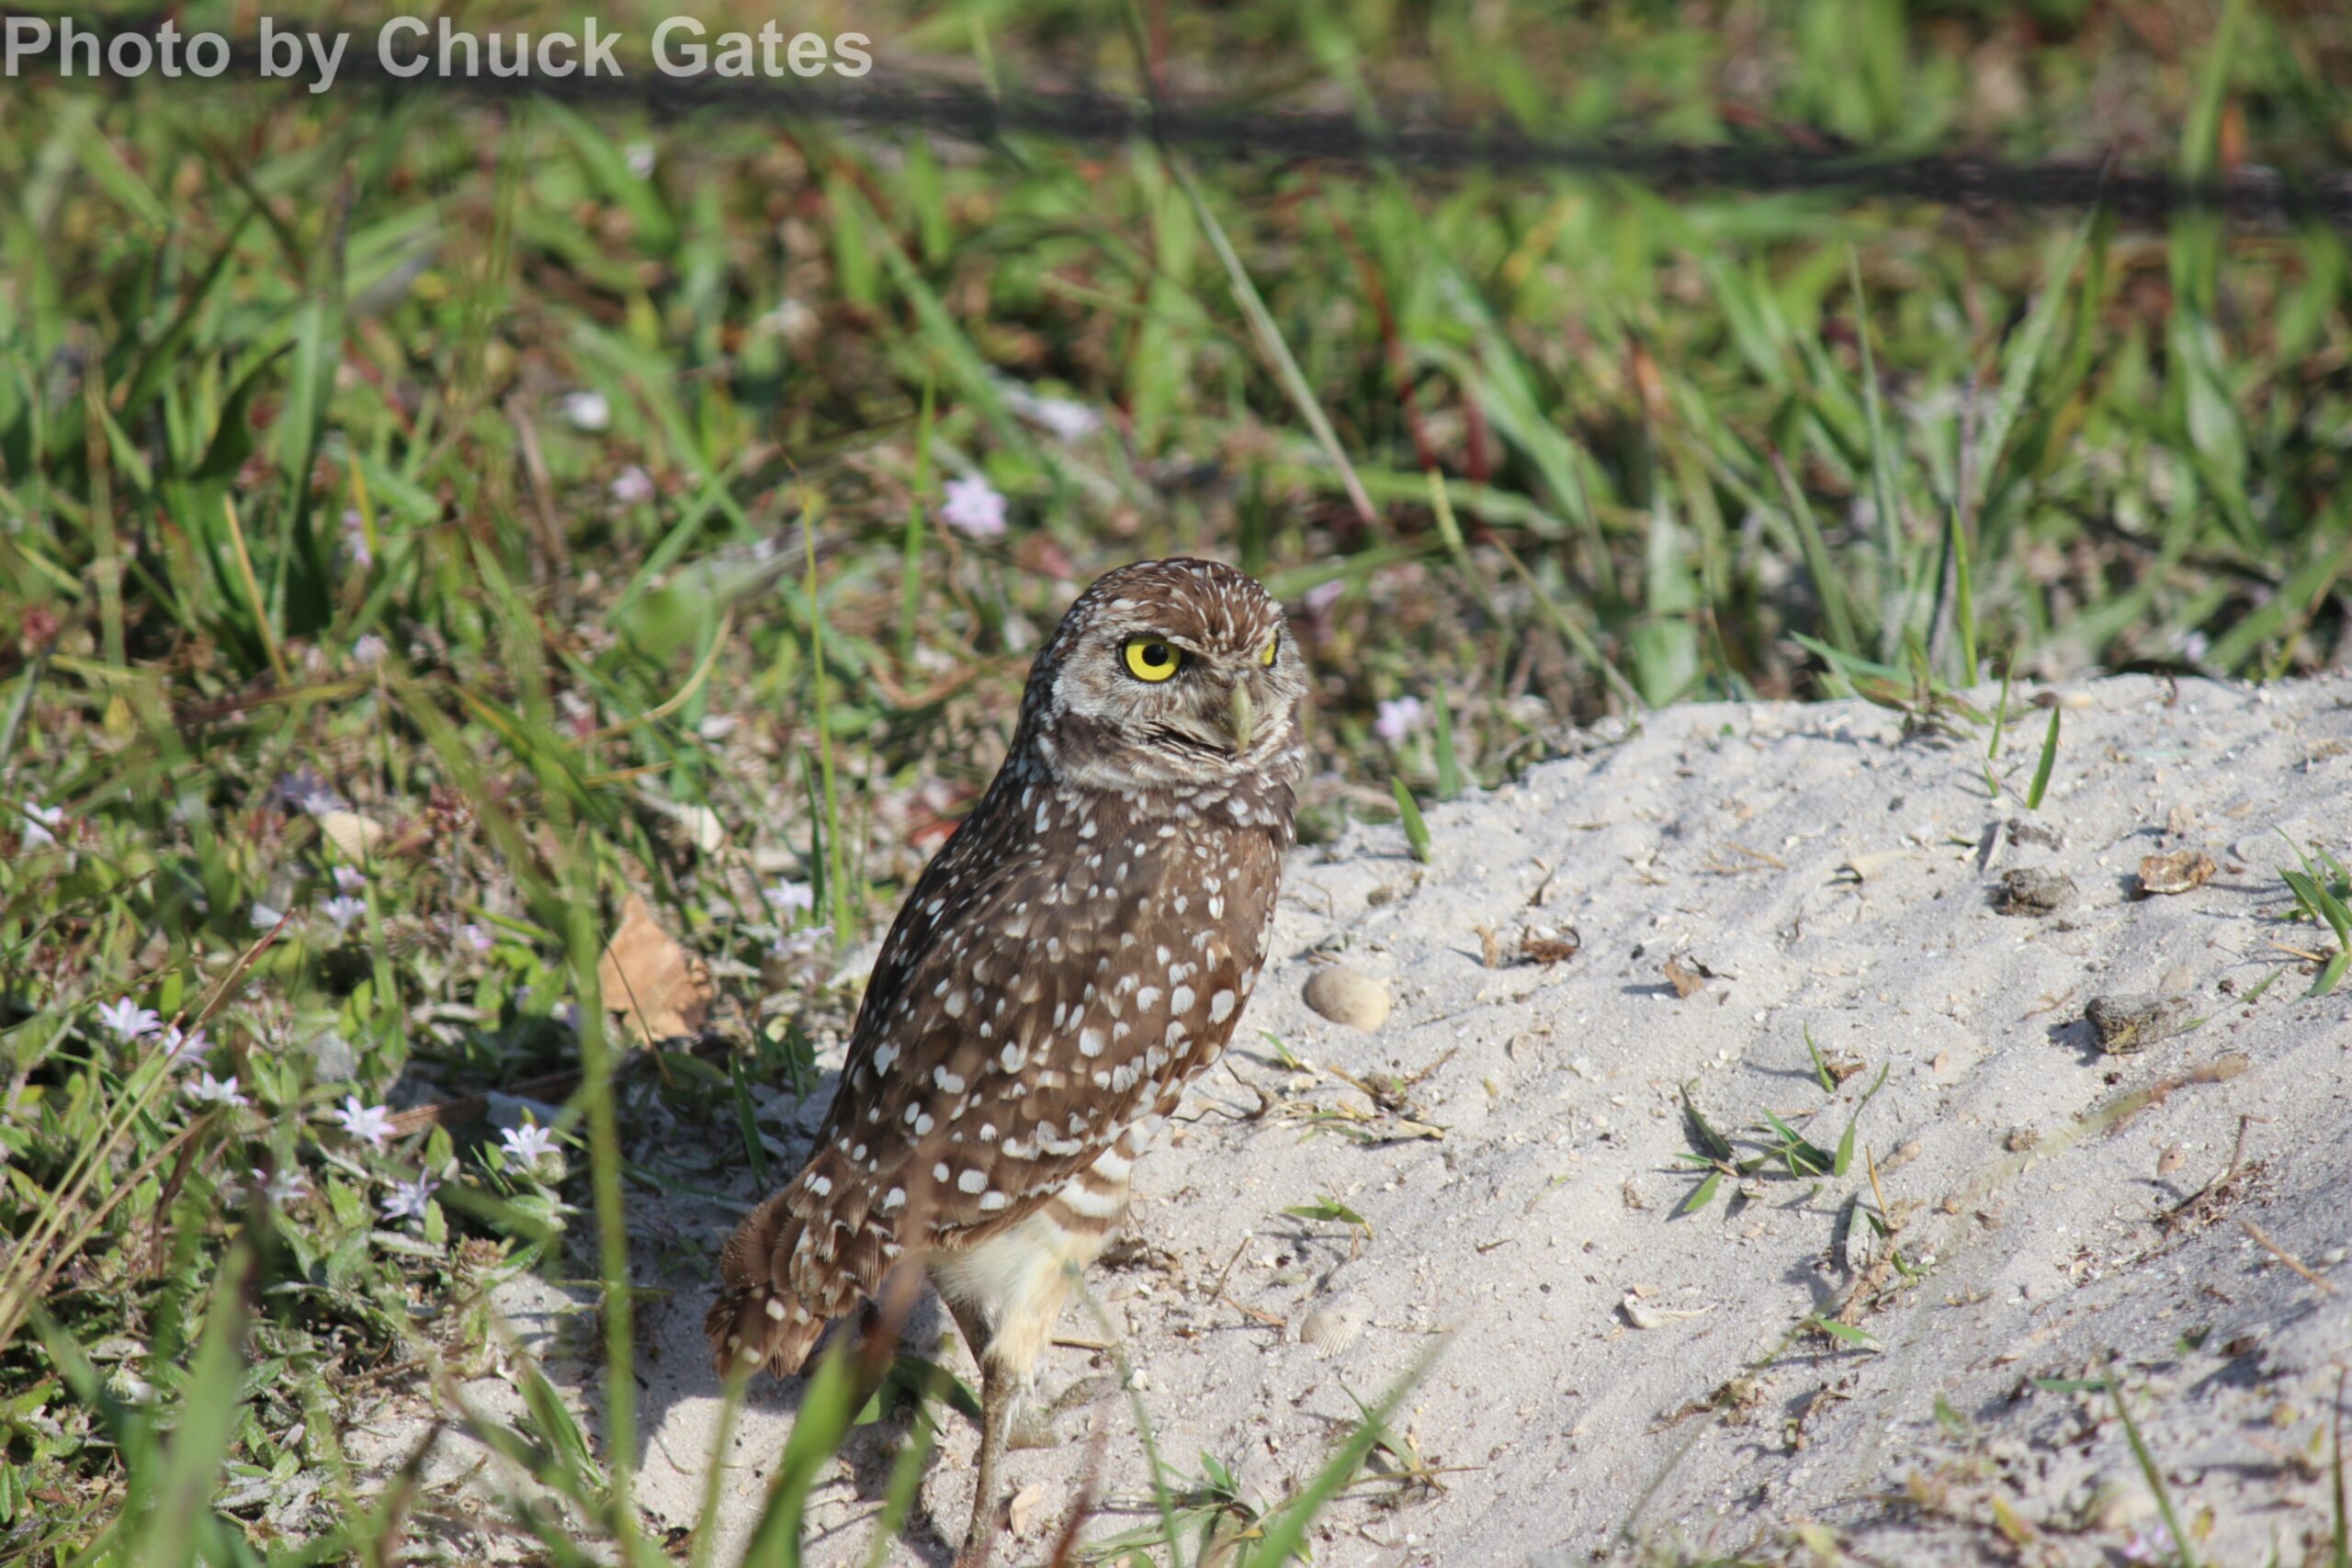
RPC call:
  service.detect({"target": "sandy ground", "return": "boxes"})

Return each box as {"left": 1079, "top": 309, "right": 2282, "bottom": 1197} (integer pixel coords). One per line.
{"left": 365, "top": 672, "right": 2352, "bottom": 1565}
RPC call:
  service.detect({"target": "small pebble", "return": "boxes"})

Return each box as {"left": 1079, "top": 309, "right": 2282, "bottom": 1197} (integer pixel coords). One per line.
{"left": 2086, "top": 993, "right": 2193, "bottom": 1054}
{"left": 1998, "top": 867, "right": 2077, "bottom": 916}
{"left": 1304, "top": 966, "right": 1391, "bottom": 1032}
{"left": 2006, "top": 817, "right": 2064, "bottom": 852}
{"left": 2087, "top": 1481, "right": 2158, "bottom": 1532}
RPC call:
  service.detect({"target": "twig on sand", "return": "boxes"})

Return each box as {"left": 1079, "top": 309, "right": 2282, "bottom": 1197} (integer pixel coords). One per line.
{"left": 2240, "top": 1219, "right": 2338, "bottom": 1296}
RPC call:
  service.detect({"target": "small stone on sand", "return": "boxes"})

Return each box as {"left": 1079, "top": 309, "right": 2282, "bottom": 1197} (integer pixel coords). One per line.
{"left": 2086, "top": 992, "right": 2192, "bottom": 1054}
{"left": 1304, "top": 966, "right": 1391, "bottom": 1031}
{"left": 1997, "top": 867, "right": 2076, "bottom": 915}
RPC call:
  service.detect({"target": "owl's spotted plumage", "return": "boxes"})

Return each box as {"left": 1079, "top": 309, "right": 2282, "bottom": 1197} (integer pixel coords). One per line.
{"left": 708, "top": 558, "right": 1306, "bottom": 1562}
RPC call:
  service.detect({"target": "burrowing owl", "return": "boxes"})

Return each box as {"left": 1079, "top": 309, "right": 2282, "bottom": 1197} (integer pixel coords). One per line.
{"left": 708, "top": 558, "right": 1306, "bottom": 1562}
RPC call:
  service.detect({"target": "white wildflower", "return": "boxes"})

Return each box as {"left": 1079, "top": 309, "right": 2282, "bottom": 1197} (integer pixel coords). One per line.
{"left": 1374, "top": 695, "right": 1427, "bottom": 745}
{"left": 498, "top": 1120, "right": 560, "bottom": 1168}
{"left": 754, "top": 298, "right": 817, "bottom": 342}
{"left": 335, "top": 1096, "right": 396, "bottom": 1151}
{"left": 187, "top": 1073, "right": 248, "bottom": 1110}
{"left": 97, "top": 998, "right": 162, "bottom": 1042}
{"left": 764, "top": 879, "right": 816, "bottom": 916}
{"left": 17, "top": 801, "right": 63, "bottom": 849}
{"left": 939, "top": 476, "right": 1008, "bottom": 540}
{"left": 379, "top": 1173, "right": 439, "bottom": 1224}
{"left": 159, "top": 1024, "right": 208, "bottom": 1066}
{"left": 253, "top": 1167, "right": 309, "bottom": 1207}
{"left": 610, "top": 465, "right": 655, "bottom": 505}
{"left": 340, "top": 510, "right": 373, "bottom": 570}
{"left": 771, "top": 923, "right": 832, "bottom": 964}
{"left": 560, "top": 390, "right": 611, "bottom": 432}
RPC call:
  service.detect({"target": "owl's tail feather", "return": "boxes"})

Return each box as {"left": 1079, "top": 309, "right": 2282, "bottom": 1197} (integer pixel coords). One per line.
{"left": 706, "top": 1192, "right": 830, "bottom": 1379}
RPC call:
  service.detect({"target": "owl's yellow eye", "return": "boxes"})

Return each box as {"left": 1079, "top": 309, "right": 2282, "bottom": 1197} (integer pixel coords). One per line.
{"left": 1122, "top": 637, "right": 1182, "bottom": 682}
{"left": 1261, "top": 633, "right": 1280, "bottom": 667}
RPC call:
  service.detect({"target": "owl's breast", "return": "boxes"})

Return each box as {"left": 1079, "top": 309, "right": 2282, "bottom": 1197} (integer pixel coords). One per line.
{"left": 1076, "top": 802, "right": 1287, "bottom": 1094}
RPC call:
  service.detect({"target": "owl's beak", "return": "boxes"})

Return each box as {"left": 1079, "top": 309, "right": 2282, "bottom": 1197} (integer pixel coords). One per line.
{"left": 1225, "top": 684, "right": 1257, "bottom": 751}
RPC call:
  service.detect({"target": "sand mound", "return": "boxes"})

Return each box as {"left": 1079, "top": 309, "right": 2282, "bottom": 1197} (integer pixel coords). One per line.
{"left": 430, "top": 673, "right": 2352, "bottom": 1565}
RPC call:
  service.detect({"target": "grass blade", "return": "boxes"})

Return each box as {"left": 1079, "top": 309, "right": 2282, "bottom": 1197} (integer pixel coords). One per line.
{"left": 898, "top": 382, "right": 933, "bottom": 666}
{"left": 1804, "top": 1024, "right": 1836, "bottom": 1094}
{"left": 1431, "top": 685, "right": 1463, "bottom": 799}
{"left": 567, "top": 854, "right": 642, "bottom": 1553}
{"left": 2026, "top": 704, "right": 2061, "bottom": 811}
{"left": 1238, "top": 1347, "right": 1439, "bottom": 1566}
{"left": 1835, "top": 1063, "right": 1891, "bottom": 1180}
{"left": 1984, "top": 662, "right": 2015, "bottom": 795}
{"left": 1849, "top": 249, "right": 1906, "bottom": 660}
{"left": 1676, "top": 1169, "right": 1724, "bottom": 1218}
{"left": 2329, "top": 1369, "right": 2347, "bottom": 1568}
{"left": 1948, "top": 505, "right": 1979, "bottom": 685}
{"left": 2310, "top": 950, "right": 2348, "bottom": 1000}
{"left": 856, "top": 1415, "right": 938, "bottom": 1568}
{"left": 1679, "top": 1086, "right": 1736, "bottom": 1163}
{"left": 687, "top": 1379, "right": 749, "bottom": 1568}
{"left": 2109, "top": 1371, "right": 2201, "bottom": 1568}
{"left": 1974, "top": 212, "right": 2095, "bottom": 532}
{"left": 138, "top": 1242, "right": 254, "bottom": 1568}
{"left": 1391, "top": 777, "right": 1431, "bottom": 863}
{"left": 806, "top": 517, "right": 850, "bottom": 942}
{"left": 1803, "top": 1314, "right": 1880, "bottom": 1352}
{"left": 1771, "top": 449, "right": 1861, "bottom": 664}
{"left": 729, "top": 1053, "right": 771, "bottom": 1191}
{"left": 739, "top": 1347, "right": 864, "bottom": 1567}
{"left": 1174, "top": 163, "right": 1376, "bottom": 527}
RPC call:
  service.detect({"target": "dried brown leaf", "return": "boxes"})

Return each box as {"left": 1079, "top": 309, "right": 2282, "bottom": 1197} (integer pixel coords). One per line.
{"left": 1663, "top": 955, "right": 1706, "bottom": 998}
{"left": 1007, "top": 1482, "right": 1050, "bottom": 1537}
{"left": 1520, "top": 924, "right": 1581, "bottom": 964}
{"left": 597, "top": 892, "right": 712, "bottom": 1044}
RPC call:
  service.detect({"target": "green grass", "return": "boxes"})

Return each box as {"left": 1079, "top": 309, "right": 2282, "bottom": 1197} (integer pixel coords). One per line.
{"left": 3, "top": 0, "right": 2351, "bottom": 1561}
{"left": 2277, "top": 834, "right": 2352, "bottom": 997}
{"left": 2109, "top": 1369, "right": 2203, "bottom": 1568}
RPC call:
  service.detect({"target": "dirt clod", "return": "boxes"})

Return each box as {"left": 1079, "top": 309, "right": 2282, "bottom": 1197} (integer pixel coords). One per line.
{"left": 1997, "top": 867, "right": 2077, "bottom": 915}
{"left": 2085, "top": 992, "right": 2193, "bottom": 1054}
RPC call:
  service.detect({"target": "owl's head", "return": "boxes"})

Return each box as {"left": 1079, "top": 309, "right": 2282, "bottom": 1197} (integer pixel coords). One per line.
{"left": 1023, "top": 558, "right": 1309, "bottom": 795}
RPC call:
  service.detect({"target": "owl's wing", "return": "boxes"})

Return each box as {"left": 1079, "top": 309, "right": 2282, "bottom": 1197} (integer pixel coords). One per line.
{"left": 709, "top": 805, "right": 1271, "bottom": 1376}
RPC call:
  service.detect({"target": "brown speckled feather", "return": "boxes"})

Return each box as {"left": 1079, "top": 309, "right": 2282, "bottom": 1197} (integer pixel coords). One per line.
{"left": 708, "top": 558, "right": 1303, "bottom": 1378}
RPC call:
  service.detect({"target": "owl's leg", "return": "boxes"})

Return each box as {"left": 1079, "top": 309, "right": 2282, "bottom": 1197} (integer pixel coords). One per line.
{"left": 937, "top": 1201, "right": 1126, "bottom": 1557}
{"left": 940, "top": 1291, "right": 1009, "bottom": 1567}
{"left": 941, "top": 1284, "right": 992, "bottom": 1382}
{"left": 954, "top": 1357, "right": 1014, "bottom": 1568}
